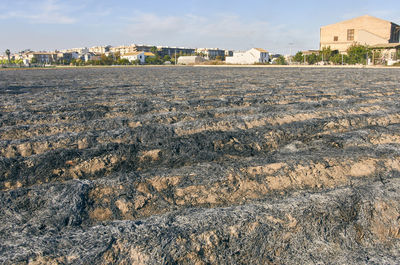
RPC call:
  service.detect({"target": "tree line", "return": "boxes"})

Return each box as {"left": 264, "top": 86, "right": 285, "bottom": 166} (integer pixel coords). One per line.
{"left": 292, "top": 45, "right": 376, "bottom": 65}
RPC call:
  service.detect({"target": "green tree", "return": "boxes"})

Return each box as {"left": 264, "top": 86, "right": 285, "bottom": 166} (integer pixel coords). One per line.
{"left": 330, "top": 53, "right": 346, "bottom": 65}
{"left": 306, "top": 53, "right": 319, "bottom": 65}
{"left": 15, "top": 58, "right": 23, "bottom": 66}
{"left": 114, "top": 51, "right": 121, "bottom": 61}
{"left": 293, "top": 51, "right": 304, "bottom": 63}
{"left": 276, "top": 55, "right": 287, "bottom": 65}
{"left": 347, "top": 44, "right": 371, "bottom": 65}
{"left": 145, "top": 56, "right": 163, "bottom": 65}
{"left": 5, "top": 49, "right": 11, "bottom": 63}
{"left": 31, "top": 57, "right": 38, "bottom": 64}
{"left": 150, "top": 46, "right": 158, "bottom": 56}
{"left": 117, "top": 58, "right": 130, "bottom": 65}
{"left": 320, "top": 46, "right": 334, "bottom": 62}
{"left": 100, "top": 54, "right": 113, "bottom": 65}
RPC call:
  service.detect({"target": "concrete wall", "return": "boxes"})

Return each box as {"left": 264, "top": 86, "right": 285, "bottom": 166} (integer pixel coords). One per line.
{"left": 357, "top": 30, "right": 387, "bottom": 46}
{"left": 177, "top": 56, "right": 206, "bottom": 65}
{"left": 226, "top": 49, "right": 269, "bottom": 64}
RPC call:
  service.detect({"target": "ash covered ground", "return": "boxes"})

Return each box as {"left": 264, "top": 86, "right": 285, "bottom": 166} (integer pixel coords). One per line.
{"left": 0, "top": 67, "right": 400, "bottom": 264}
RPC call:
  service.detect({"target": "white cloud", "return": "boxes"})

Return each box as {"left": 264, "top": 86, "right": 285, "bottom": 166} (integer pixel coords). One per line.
{"left": 0, "top": 0, "right": 77, "bottom": 24}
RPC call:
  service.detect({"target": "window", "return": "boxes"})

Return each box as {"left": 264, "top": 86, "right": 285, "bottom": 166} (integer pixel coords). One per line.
{"left": 347, "top": 29, "right": 354, "bottom": 41}
{"left": 334, "top": 36, "right": 338, "bottom": 41}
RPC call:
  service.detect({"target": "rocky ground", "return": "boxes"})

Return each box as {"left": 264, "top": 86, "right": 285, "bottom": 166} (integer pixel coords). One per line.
{"left": 0, "top": 67, "right": 400, "bottom": 264}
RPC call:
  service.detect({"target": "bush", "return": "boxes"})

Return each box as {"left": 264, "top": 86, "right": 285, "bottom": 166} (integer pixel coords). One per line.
{"left": 347, "top": 44, "right": 371, "bottom": 65}
{"left": 293, "top": 52, "right": 304, "bottom": 63}
{"left": 276, "top": 56, "right": 287, "bottom": 65}
{"left": 330, "top": 53, "right": 348, "bottom": 65}
{"left": 306, "top": 53, "right": 319, "bottom": 65}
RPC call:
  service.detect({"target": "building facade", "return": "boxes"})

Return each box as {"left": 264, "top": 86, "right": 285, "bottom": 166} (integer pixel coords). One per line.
{"left": 109, "top": 45, "right": 138, "bottom": 55}
{"left": 370, "top": 43, "right": 400, "bottom": 65}
{"left": 25, "top": 52, "right": 57, "bottom": 64}
{"left": 225, "top": 48, "right": 269, "bottom": 64}
{"left": 195, "top": 48, "right": 225, "bottom": 59}
{"left": 121, "top": 52, "right": 155, "bottom": 64}
{"left": 157, "top": 47, "right": 195, "bottom": 58}
{"left": 81, "top": 52, "right": 100, "bottom": 62}
{"left": 89, "top": 46, "right": 111, "bottom": 54}
{"left": 56, "top": 52, "right": 74, "bottom": 64}
{"left": 121, "top": 52, "right": 146, "bottom": 64}
{"left": 320, "top": 15, "right": 400, "bottom": 53}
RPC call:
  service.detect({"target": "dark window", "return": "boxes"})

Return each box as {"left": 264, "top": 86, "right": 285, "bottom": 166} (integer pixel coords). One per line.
{"left": 347, "top": 29, "right": 354, "bottom": 41}
{"left": 334, "top": 36, "right": 338, "bottom": 41}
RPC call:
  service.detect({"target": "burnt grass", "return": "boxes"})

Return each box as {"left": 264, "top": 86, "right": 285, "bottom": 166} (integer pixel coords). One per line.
{"left": 1, "top": 67, "right": 400, "bottom": 264}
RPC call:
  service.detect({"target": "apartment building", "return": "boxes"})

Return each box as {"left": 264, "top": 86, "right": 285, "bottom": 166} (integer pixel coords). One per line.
{"left": 195, "top": 48, "right": 225, "bottom": 59}
{"left": 109, "top": 45, "right": 138, "bottom": 55}
{"left": 156, "top": 47, "right": 195, "bottom": 57}
{"left": 89, "top": 45, "right": 111, "bottom": 54}
{"left": 25, "top": 52, "right": 57, "bottom": 64}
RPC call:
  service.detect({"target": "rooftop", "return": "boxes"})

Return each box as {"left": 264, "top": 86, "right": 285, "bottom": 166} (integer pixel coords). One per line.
{"left": 254, "top": 48, "right": 268, "bottom": 53}
{"left": 370, "top": 43, "right": 400, "bottom": 49}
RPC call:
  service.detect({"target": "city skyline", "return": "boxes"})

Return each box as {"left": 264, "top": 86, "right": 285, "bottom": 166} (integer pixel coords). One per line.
{"left": 1, "top": 0, "right": 400, "bottom": 55}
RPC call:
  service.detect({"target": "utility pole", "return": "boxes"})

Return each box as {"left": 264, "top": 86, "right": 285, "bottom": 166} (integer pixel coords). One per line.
{"left": 175, "top": 49, "right": 177, "bottom": 65}
{"left": 288, "top": 43, "right": 294, "bottom": 64}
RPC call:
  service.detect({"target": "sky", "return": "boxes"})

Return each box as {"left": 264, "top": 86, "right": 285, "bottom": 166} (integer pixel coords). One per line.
{"left": 1, "top": 0, "right": 400, "bottom": 55}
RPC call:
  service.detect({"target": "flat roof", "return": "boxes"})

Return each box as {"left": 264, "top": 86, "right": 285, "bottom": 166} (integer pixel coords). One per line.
{"left": 370, "top": 43, "right": 400, "bottom": 49}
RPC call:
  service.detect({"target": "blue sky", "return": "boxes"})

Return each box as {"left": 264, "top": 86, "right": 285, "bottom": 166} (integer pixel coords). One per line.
{"left": 1, "top": 0, "right": 400, "bottom": 54}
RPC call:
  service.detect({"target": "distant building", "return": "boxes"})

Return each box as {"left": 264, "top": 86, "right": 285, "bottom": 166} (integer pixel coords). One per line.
{"left": 71, "top": 52, "right": 80, "bottom": 60}
{"left": 109, "top": 45, "right": 137, "bottom": 55}
{"left": 225, "top": 50, "right": 234, "bottom": 57}
{"left": 121, "top": 52, "right": 146, "bottom": 64}
{"left": 195, "top": 48, "right": 225, "bottom": 59}
{"left": 121, "top": 52, "right": 155, "bottom": 64}
{"left": 25, "top": 52, "right": 57, "bottom": 64}
{"left": 320, "top": 15, "right": 400, "bottom": 53}
{"left": 225, "top": 48, "right": 269, "bottom": 64}
{"left": 56, "top": 52, "right": 75, "bottom": 63}
{"left": 133, "top": 45, "right": 153, "bottom": 52}
{"left": 89, "top": 45, "right": 111, "bottom": 54}
{"left": 177, "top": 56, "right": 206, "bottom": 65}
{"left": 157, "top": 47, "right": 195, "bottom": 58}
{"left": 65, "top": 47, "right": 89, "bottom": 54}
{"left": 81, "top": 52, "right": 100, "bottom": 62}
